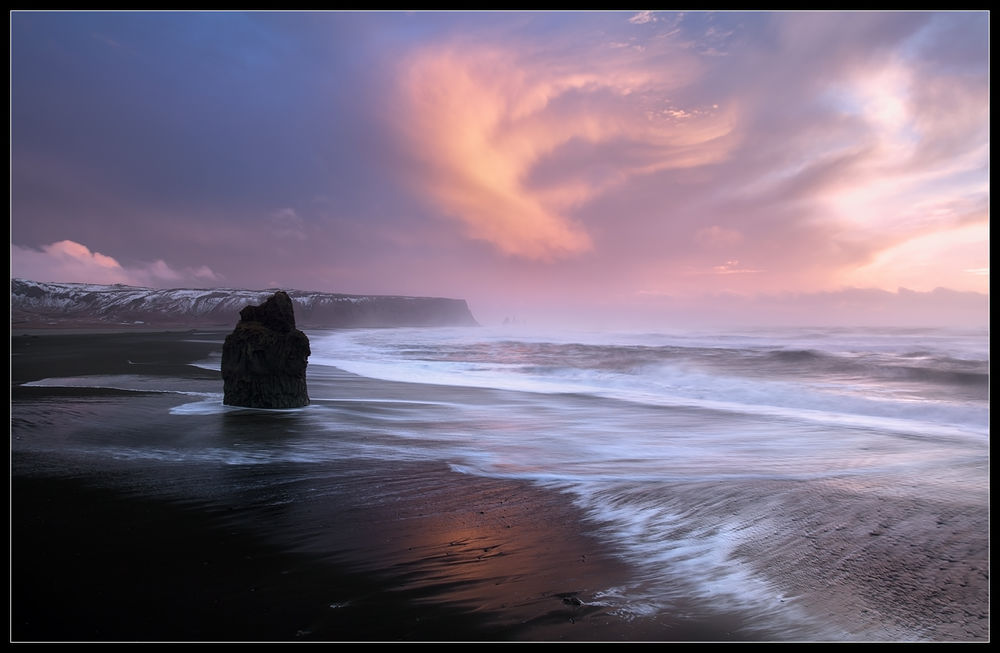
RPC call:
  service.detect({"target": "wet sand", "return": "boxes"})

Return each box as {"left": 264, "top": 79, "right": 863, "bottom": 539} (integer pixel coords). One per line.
{"left": 755, "top": 479, "right": 989, "bottom": 641}
{"left": 10, "top": 331, "right": 990, "bottom": 642}
{"left": 11, "top": 331, "right": 740, "bottom": 641}
{"left": 13, "top": 467, "right": 664, "bottom": 642}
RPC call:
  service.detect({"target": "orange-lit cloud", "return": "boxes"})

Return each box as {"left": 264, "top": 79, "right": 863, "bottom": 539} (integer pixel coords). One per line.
{"left": 394, "top": 35, "right": 739, "bottom": 260}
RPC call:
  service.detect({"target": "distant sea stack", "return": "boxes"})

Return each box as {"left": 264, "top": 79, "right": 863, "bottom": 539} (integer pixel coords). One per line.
{"left": 221, "top": 291, "right": 310, "bottom": 409}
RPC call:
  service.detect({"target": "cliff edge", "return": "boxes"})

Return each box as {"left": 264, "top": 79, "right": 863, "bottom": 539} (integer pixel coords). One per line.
{"left": 10, "top": 279, "right": 480, "bottom": 329}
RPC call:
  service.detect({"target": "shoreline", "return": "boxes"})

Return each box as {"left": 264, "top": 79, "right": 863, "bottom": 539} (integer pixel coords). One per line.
{"left": 12, "top": 466, "right": 661, "bottom": 642}
{"left": 10, "top": 330, "right": 990, "bottom": 642}
{"left": 10, "top": 331, "right": 706, "bottom": 642}
{"left": 10, "top": 330, "right": 230, "bottom": 386}
{"left": 12, "top": 326, "right": 230, "bottom": 337}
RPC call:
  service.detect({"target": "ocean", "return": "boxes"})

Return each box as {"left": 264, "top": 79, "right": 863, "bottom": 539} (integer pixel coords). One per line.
{"left": 11, "top": 325, "right": 990, "bottom": 641}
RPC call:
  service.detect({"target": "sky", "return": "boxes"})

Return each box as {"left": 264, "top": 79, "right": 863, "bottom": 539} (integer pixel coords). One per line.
{"left": 10, "top": 11, "right": 990, "bottom": 328}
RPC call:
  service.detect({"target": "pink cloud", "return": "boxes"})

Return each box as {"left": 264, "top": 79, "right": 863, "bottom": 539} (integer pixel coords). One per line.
{"left": 11, "top": 240, "right": 221, "bottom": 288}
{"left": 622, "top": 19, "right": 989, "bottom": 299}
{"left": 11, "top": 240, "right": 130, "bottom": 285}
{"left": 709, "top": 259, "right": 760, "bottom": 276}
{"left": 392, "top": 36, "right": 739, "bottom": 260}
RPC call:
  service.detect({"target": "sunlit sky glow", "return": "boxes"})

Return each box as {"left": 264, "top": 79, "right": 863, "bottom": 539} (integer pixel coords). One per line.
{"left": 10, "top": 11, "right": 989, "bottom": 327}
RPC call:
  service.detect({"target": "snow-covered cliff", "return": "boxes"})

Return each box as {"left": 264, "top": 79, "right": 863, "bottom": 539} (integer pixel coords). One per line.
{"left": 10, "top": 279, "right": 479, "bottom": 329}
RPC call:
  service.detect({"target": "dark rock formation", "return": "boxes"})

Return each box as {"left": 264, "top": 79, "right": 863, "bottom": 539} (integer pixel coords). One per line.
{"left": 221, "top": 291, "right": 310, "bottom": 409}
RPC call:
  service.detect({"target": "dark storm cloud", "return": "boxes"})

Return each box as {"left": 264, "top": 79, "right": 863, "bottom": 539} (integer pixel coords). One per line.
{"left": 11, "top": 12, "right": 410, "bottom": 246}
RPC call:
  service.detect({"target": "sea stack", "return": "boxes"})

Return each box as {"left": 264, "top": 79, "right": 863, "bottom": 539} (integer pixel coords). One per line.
{"left": 221, "top": 291, "right": 310, "bottom": 409}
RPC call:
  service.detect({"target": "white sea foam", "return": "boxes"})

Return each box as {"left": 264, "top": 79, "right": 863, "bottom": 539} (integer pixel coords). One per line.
{"left": 556, "top": 479, "right": 845, "bottom": 640}
{"left": 168, "top": 398, "right": 230, "bottom": 415}
{"left": 190, "top": 359, "right": 222, "bottom": 372}
{"left": 307, "top": 328, "right": 988, "bottom": 439}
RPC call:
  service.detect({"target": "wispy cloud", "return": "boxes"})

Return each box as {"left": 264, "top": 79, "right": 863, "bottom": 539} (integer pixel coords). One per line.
{"left": 710, "top": 259, "right": 760, "bottom": 275}
{"left": 393, "top": 33, "right": 737, "bottom": 260}
{"left": 628, "top": 11, "right": 659, "bottom": 25}
{"left": 270, "top": 208, "right": 308, "bottom": 241}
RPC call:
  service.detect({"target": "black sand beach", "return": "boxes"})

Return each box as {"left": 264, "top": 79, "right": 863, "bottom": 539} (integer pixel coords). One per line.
{"left": 11, "top": 331, "right": 739, "bottom": 642}
{"left": 12, "top": 465, "right": 657, "bottom": 642}
{"left": 10, "top": 331, "right": 990, "bottom": 642}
